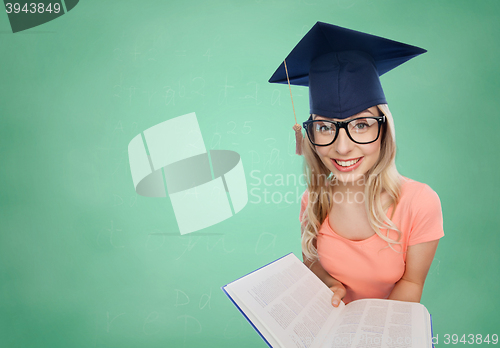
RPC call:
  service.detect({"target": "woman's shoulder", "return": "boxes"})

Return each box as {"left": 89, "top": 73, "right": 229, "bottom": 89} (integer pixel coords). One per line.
{"left": 301, "top": 188, "right": 309, "bottom": 199}
{"left": 397, "top": 177, "right": 444, "bottom": 244}
{"left": 400, "top": 176, "right": 440, "bottom": 195}
{"left": 398, "top": 176, "right": 442, "bottom": 212}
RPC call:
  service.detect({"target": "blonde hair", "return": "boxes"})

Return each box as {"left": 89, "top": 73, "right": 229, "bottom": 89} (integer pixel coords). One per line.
{"left": 301, "top": 104, "right": 402, "bottom": 261}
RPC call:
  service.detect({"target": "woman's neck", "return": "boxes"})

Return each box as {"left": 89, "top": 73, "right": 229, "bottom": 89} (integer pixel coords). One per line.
{"left": 330, "top": 176, "right": 367, "bottom": 206}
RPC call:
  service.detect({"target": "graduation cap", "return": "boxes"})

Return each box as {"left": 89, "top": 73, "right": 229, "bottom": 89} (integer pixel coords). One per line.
{"left": 269, "top": 22, "right": 426, "bottom": 154}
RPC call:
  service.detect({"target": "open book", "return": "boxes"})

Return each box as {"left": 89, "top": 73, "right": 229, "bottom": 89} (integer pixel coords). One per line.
{"left": 222, "top": 253, "right": 434, "bottom": 348}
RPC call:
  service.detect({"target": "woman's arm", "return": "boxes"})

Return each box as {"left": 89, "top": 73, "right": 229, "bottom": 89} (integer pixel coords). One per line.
{"left": 303, "top": 253, "right": 346, "bottom": 307}
{"left": 300, "top": 208, "right": 345, "bottom": 307}
{"left": 388, "top": 239, "right": 440, "bottom": 302}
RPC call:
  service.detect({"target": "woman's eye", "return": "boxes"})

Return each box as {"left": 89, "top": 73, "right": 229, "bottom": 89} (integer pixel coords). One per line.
{"left": 354, "top": 123, "right": 368, "bottom": 129}
{"left": 351, "top": 118, "right": 375, "bottom": 131}
{"left": 316, "top": 124, "right": 333, "bottom": 132}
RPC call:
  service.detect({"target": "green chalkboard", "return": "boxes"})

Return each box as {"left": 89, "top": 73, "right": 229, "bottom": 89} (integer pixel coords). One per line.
{"left": 1, "top": 0, "right": 499, "bottom": 347}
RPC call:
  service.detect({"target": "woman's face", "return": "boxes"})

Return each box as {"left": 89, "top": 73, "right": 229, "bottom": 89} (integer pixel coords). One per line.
{"left": 313, "top": 106, "right": 383, "bottom": 185}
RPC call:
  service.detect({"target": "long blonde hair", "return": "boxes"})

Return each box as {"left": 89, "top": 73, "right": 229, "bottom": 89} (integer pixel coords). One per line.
{"left": 301, "top": 104, "right": 402, "bottom": 261}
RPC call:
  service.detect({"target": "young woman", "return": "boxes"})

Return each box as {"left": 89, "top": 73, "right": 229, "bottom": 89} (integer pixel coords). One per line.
{"left": 300, "top": 104, "right": 443, "bottom": 307}
{"left": 269, "top": 22, "right": 444, "bottom": 307}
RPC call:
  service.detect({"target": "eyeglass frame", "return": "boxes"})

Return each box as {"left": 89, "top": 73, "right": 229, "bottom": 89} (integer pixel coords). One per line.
{"left": 302, "top": 114, "right": 386, "bottom": 146}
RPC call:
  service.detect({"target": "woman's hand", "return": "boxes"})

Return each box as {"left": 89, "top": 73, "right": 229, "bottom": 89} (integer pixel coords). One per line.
{"left": 303, "top": 254, "right": 347, "bottom": 308}
{"left": 328, "top": 279, "right": 346, "bottom": 307}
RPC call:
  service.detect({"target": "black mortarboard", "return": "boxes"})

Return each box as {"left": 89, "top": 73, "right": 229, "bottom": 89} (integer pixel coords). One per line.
{"left": 269, "top": 22, "right": 426, "bottom": 119}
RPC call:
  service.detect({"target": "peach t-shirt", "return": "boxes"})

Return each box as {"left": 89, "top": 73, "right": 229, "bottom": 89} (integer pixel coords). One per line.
{"left": 299, "top": 178, "right": 444, "bottom": 304}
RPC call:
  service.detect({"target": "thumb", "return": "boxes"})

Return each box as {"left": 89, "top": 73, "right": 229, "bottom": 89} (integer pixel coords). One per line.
{"left": 329, "top": 284, "right": 346, "bottom": 308}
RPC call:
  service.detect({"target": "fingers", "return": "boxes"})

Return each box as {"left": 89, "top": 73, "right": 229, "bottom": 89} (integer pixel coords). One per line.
{"left": 330, "top": 285, "right": 346, "bottom": 308}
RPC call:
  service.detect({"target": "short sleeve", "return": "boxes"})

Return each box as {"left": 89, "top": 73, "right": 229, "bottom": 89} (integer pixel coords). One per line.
{"left": 408, "top": 184, "right": 445, "bottom": 246}
{"left": 299, "top": 190, "right": 309, "bottom": 224}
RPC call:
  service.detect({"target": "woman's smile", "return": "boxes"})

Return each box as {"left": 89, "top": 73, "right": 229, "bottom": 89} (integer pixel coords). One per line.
{"left": 331, "top": 156, "right": 364, "bottom": 172}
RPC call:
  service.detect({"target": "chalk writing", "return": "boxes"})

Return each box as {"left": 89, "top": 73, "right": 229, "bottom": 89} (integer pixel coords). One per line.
{"left": 241, "top": 81, "right": 261, "bottom": 105}
{"left": 255, "top": 232, "right": 277, "bottom": 255}
{"left": 113, "top": 194, "right": 123, "bottom": 207}
{"left": 163, "top": 85, "right": 176, "bottom": 105}
{"left": 177, "top": 315, "right": 202, "bottom": 345}
{"left": 210, "top": 132, "right": 221, "bottom": 150}
{"left": 199, "top": 289, "right": 212, "bottom": 310}
{"left": 97, "top": 220, "right": 125, "bottom": 248}
{"left": 106, "top": 312, "right": 126, "bottom": 333}
{"left": 145, "top": 231, "right": 166, "bottom": 250}
{"left": 271, "top": 89, "right": 281, "bottom": 106}
{"left": 143, "top": 312, "right": 161, "bottom": 335}
{"left": 142, "top": 90, "right": 157, "bottom": 106}
{"left": 218, "top": 75, "right": 234, "bottom": 106}
{"left": 249, "top": 150, "right": 261, "bottom": 169}
{"left": 175, "top": 236, "right": 234, "bottom": 260}
{"left": 175, "top": 289, "right": 190, "bottom": 307}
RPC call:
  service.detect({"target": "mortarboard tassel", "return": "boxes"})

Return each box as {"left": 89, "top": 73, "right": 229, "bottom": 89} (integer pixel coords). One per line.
{"left": 293, "top": 123, "right": 303, "bottom": 155}
{"left": 284, "top": 59, "right": 303, "bottom": 155}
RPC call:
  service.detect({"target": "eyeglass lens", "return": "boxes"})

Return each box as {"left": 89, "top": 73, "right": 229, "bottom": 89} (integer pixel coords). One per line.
{"left": 307, "top": 118, "right": 380, "bottom": 145}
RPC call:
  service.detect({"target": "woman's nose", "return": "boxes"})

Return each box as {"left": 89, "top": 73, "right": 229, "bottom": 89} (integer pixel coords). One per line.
{"left": 334, "top": 128, "right": 354, "bottom": 155}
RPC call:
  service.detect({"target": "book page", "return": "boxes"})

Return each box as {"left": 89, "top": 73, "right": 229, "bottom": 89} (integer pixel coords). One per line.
{"left": 224, "top": 254, "right": 345, "bottom": 348}
{"left": 321, "top": 299, "right": 431, "bottom": 348}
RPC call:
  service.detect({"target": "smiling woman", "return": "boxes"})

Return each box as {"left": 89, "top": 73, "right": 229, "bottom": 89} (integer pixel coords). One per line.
{"left": 269, "top": 22, "right": 444, "bottom": 307}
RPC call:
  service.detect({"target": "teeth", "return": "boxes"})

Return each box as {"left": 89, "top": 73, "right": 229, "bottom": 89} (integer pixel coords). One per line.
{"left": 334, "top": 158, "right": 360, "bottom": 167}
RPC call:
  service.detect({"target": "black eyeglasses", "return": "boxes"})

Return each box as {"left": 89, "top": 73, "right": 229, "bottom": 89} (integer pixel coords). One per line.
{"left": 302, "top": 115, "right": 386, "bottom": 146}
